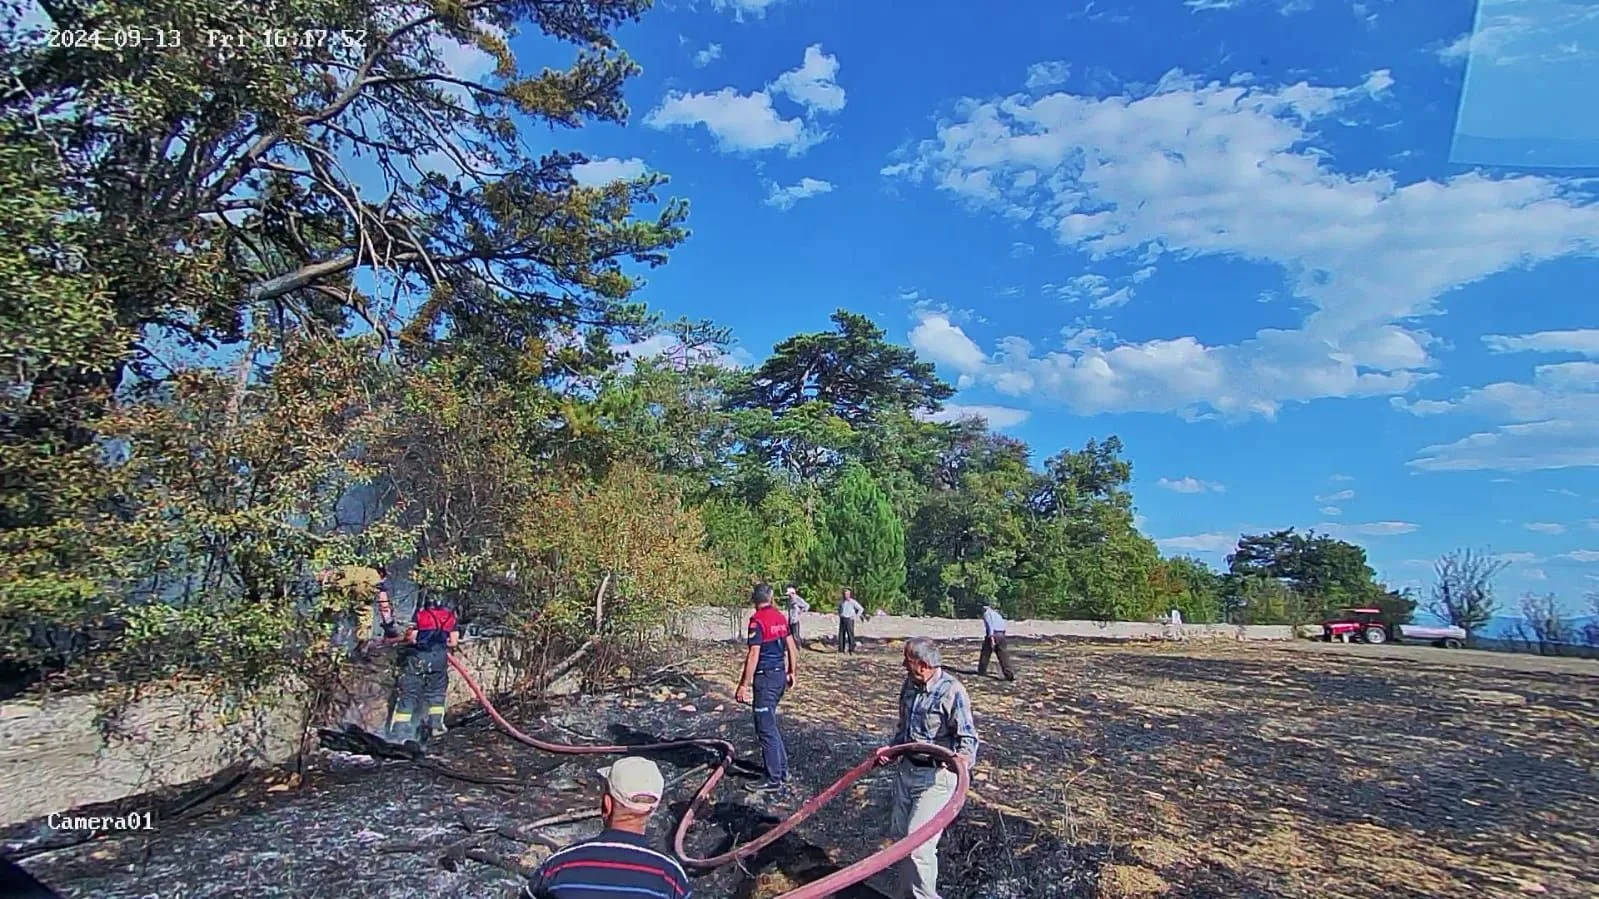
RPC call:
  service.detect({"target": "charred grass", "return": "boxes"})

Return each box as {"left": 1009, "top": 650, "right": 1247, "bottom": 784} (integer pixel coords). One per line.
{"left": 16, "top": 638, "right": 1598, "bottom": 899}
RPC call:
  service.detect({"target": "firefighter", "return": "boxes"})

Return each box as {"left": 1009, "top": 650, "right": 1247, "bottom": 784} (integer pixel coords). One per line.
{"left": 319, "top": 564, "right": 398, "bottom": 656}
{"left": 734, "top": 582, "right": 799, "bottom": 794}
{"left": 386, "top": 594, "right": 459, "bottom": 746}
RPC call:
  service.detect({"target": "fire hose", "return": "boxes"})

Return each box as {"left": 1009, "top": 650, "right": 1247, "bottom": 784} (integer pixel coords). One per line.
{"left": 443, "top": 652, "right": 971, "bottom": 899}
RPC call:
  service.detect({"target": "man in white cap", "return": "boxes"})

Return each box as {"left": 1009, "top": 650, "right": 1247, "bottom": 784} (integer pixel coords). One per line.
{"left": 524, "top": 756, "right": 692, "bottom": 899}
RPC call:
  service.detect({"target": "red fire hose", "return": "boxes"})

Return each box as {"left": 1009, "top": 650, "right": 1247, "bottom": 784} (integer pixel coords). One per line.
{"left": 444, "top": 652, "right": 971, "bottom": 899}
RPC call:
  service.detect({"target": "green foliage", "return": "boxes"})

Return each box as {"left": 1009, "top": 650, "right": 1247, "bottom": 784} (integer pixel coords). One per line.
{"left": 1224, "top": 528, "right": 1405, "bottom": 625}
{"left": 1155, "top": 556, "right": 1225, "bottom": 624}
{"left": 803, "top": 465, "right": 908, "bottom": 614}
{"left": 730, "top": 310, "right": 953, "bottom": 424}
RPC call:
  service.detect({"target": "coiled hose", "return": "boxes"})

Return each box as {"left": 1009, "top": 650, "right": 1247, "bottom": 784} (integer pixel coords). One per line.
{"left": 444, "top": 652, "right": 970, "bottom": 899}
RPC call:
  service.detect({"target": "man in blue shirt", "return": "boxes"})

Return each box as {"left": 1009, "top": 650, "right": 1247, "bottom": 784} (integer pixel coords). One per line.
{"left": 978, "top": 603, "right": 1016, "bottom": 682}
{"left": 735, "top": 582, "right": 799, "bottom": 795}
{"left": 524, "top": 756, "right": 691, "bottom": 899}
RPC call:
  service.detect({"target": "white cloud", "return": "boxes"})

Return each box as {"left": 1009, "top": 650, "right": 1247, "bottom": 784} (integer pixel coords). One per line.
{"left": 1184, "top": 0, "right": 1315, "bottom": 12}
{"left": 769, "top": 45, "right": 847, "bottom": 114}
{"left": 646, "top": 89, "right": 818, "bottom": 154}
{"left": 1436, "top": 2, "right": 1599, "bottom": 67}
{"left": 1025, "top": 61, "right": 1072, "bottom": 90}
{"left": 1484, "top": 329, "right": 1599, "bottom": 357}
{"left": 431, "top": 28, "right": 500, "bottom": 81}
{"left": 1330, "top": 473, "right": 1355, "bottom": 482}
{"left": 1157, "top": 476, "right": 1225, "bottom": 494}
{"left": 1010, "top": 241, "right": 1036, "bottom": 259}
{"left": 923, "top": 404, "right": 1032, "bottom": 429}
{"left": 884, "top": 69, "right": 1599, "bottom": 419}
{"left": 571, "top": 157, "right": 648, "bottom": 186}
{"left": 693, "top": 43, "right": 724, "bottom": 67}
{"left": 1524, "top": 567, "right": 1549, "bottom": 581}
{"left": 1320, "top": 505, "right": 1343, "bottom": 516}
{"left": 1321, "top": 521, "right": 1420, "bottom": 537}
{"left": 1405, "top": 334, "right": 1599, "bottom": 473}
{"left": 645, "top": 45, "right": 843, "bottom": 155}
{"left": 1525, "top": 521, "right": 1567, "bottom": 535}
{"left": 1316, "top": 488, "right": 1356, "bottom": 502}
{"left": 1060, "top": 325, "right": 1118, "bottom": 353}
{"left": 712, "top": 0, "right": 787, "bottom": 18}
{"left": 1050, "top": 273, "right": 1136, "bottom": 309}
{"left": 1157, "top": 532, "right": 1239, "bottom": 553}
{"left": 1495, "top": 551, "right": 1541, "bottom": 563}
{"left": 765, "top": 177, "right": 834, "bottom": 210}
{"left": 613, "top": 334, "right": 753, "bottom": 371}
{"left": 1557, "top": 550, "right": 1599, "bottom": 563}
{"left": 908, "top": 312, "right": 989, "bottom": 373}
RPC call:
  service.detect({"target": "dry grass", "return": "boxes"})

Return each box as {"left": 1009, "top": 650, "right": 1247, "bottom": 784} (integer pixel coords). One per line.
{"left": 21, "top": 636, "right": 1598, "bottom": 899}
{"left": 694, "top": 637, "right": 1599, "bottom": 899}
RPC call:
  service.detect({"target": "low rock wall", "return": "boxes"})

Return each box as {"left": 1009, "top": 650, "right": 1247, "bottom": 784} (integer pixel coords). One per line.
{"left": 0, "top": 639, "right": 516, "bottom": 828}
{"left": 675, "top": 607, "right": 1299, "bottom": 643}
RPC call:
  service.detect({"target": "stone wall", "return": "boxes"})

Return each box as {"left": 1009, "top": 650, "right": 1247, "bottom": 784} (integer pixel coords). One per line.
{"left": 0, "top": 638, "right": 517, "bottom": 828}
{"left": 675, "top": 607, "right": 1300, "bottom": 643}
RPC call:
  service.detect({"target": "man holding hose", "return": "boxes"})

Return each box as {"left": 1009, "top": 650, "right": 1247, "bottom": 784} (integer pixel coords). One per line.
{"left": 735, "top": 582, "right": 799, "bottom": 795}
{"left": 884, "top": 637, "right": 978, "bottom": 899}
{"left": 386, "top": 595, "right": 459, "bottom": 746}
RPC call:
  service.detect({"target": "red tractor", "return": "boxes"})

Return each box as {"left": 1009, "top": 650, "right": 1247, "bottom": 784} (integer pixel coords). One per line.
{"left": 1322, "top": 607, "right": 1391, "bottom": 644}
{"left": 1321, "top": 608, "right": 1468, "bottom": 648}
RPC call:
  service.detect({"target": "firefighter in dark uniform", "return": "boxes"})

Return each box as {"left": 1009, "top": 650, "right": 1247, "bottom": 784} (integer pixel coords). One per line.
{"left": 386, "top": 595, "right": 459, "bottom": 745}
{"left": 734, "top": 582, "right": 799, "bottom": 795}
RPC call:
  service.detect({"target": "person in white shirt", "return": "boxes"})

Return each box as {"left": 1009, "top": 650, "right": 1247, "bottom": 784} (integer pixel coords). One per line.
{"left": 784, "top": 585, "right": 810, "bottom": 642}
{"left": 836, "top": 588, "right": 865, "bottom": 654}
{"left": 978, "top": 604, "right": 1016, "bottom": 681}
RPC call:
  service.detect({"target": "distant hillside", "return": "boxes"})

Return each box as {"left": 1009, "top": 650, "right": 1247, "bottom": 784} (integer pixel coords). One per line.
{"left": 1412, "top": 613, "right": 1598, "bottom": 645}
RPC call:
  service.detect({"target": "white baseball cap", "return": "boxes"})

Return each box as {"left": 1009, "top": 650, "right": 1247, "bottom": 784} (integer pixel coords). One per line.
{"left": 597, "top": 756, "right": 664, "bottom": 811}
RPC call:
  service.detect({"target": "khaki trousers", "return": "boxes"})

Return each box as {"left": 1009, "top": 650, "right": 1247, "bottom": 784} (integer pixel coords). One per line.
{"left": 889, "top": 763, "right": 956, "bottom": 899}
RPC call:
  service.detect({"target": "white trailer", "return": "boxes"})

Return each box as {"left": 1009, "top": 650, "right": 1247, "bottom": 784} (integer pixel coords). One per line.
{"left": 1394, "top": 623, "right": 1468, "bottom": 649}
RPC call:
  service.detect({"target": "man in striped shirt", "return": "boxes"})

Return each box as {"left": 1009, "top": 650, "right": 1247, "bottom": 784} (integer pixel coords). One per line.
{"left": 525, "top": 756, "right": 692, "bottom": 899}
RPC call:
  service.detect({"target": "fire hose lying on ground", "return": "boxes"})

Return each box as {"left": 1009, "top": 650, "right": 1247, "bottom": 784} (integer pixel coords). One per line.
{"left": 436, "top": 652, "right": 971, "bottom": 899}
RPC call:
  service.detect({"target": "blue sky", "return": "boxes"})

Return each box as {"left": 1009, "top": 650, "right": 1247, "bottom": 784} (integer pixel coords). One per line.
{"left": 526, "top": 0, "right": 1599, "bottom": 608}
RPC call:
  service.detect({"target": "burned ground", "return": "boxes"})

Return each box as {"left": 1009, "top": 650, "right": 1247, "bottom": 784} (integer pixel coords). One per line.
{"left": 15, "top": 638, "right": 1599, "bottom": 899}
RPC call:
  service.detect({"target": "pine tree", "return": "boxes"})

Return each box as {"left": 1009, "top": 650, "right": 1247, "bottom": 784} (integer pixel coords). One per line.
{"left": 806, "top": 465, "right": 909, "bottom": 613}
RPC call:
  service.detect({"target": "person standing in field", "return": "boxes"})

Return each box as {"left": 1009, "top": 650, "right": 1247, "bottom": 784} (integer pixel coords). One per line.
{"left": 977, "top": 603, "right": 1016, "bottom": 682}
{"left": 884, "top": 637, "right": 978, "bottom": 899}
{"left": 735, "top": 582, "right": 799, "bottom": 795}
{"left": 837, "top": 588, "right": 864, "bottom": 654}
{"left": 784, "top": 585, "right": 810, "bottom": 643}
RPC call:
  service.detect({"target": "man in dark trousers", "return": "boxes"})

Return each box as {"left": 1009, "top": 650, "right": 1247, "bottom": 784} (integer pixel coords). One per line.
{"left": 978, "top": 603, "right": 1016, "bottom": 681}
{"left": 734, "top": 582, "right": 799, "bottom": 795}
{"left": 524, "top": 756, "right": 691, "bottom": 899}
{"left": 837, "top": 588, "right": 864, "bottom": 654}
{"left": 386, "top": 595, "right": 459, "bottom": 745}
